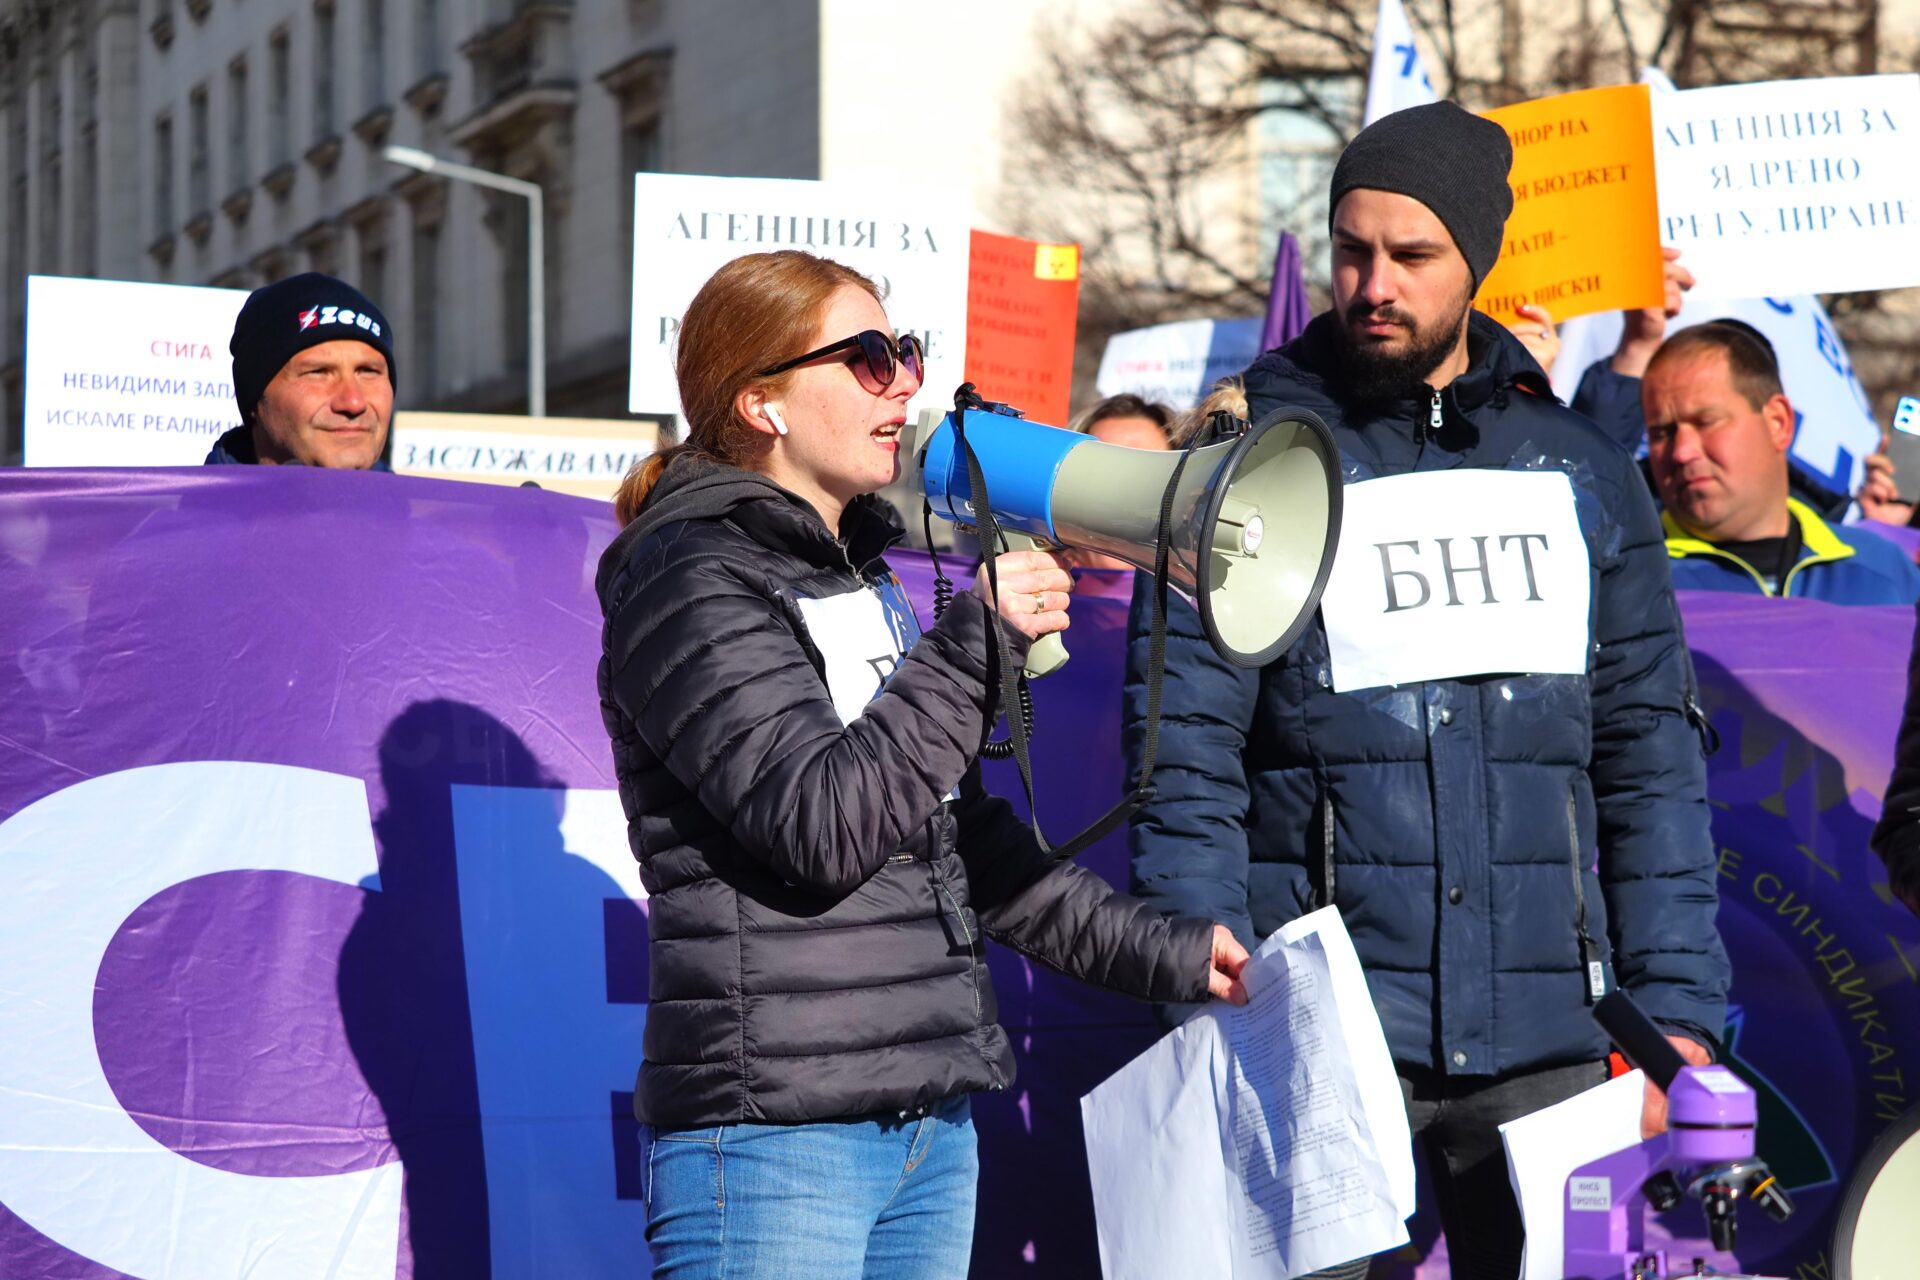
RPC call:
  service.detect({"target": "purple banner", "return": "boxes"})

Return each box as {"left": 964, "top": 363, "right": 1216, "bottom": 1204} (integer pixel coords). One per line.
{"left": 1, "top": 469, "right": 1916, "bottom": 1279}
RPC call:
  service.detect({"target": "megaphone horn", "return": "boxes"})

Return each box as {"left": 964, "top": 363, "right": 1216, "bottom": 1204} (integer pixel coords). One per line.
{"left": 919, "top": 404, "right": 1344, "bottom": 672}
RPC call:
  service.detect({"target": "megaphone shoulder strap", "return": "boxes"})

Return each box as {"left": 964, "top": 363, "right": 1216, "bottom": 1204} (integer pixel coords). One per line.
{"left": 924, "top": 386, "right": 1194, "bottom": 865}
{"left": 952, "top": 400, "right": 1051, "bottom": 852}
{"left": 1039, "top": 441, "right": 1194, "bottom": 864}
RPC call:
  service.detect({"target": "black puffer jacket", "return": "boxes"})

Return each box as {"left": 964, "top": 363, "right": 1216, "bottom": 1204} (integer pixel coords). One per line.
{"left": 596, "top": 453, "right": 1214, "bottom": 1127}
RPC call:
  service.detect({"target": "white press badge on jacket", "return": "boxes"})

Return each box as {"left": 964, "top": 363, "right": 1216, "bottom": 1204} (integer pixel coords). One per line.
{"left": 792, "top": 577, "right": 919, "bottom": 725}
{"left": 1316, "top": 469, "right": 1592, "bottom": 692}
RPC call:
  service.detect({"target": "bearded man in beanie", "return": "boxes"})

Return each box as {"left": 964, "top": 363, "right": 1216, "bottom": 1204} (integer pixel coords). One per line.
{"left": 1125, "top": 102, "right": 1728, "bottom": 1279}
{"left": 207, "top": 273, "right": 397, "bottom": 469}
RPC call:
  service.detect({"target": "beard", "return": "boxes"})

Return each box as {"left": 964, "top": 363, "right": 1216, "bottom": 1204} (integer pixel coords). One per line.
{"left": 1334, "top": 290, "right": 1473, "bottom": 403}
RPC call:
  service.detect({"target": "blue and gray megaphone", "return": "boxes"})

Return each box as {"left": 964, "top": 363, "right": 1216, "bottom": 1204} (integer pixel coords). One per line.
{"left": 919, "top": 398, "right": 1343, "bottom": 677}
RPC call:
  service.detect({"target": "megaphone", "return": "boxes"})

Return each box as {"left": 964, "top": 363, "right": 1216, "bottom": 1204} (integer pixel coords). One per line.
{"left": 919, "top": 401, "right": 1343, "bottom": 676}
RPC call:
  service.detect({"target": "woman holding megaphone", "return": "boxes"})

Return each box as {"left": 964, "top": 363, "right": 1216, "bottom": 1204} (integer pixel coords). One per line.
{"left": 597, "top": 249, "right": 1249, "bottom": 1279}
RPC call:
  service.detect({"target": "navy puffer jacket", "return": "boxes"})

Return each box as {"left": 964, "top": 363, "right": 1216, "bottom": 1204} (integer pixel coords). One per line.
{"left": 1125, "top": 311, "right": 1730, "bottom": 1076}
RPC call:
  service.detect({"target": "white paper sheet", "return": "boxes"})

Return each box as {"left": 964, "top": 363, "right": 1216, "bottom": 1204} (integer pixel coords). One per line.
{"left": 1271, "top": 908, "right": 1418, "bottom": 1219}
{"left": 1083, "top": 910, "right": 1412, "bottom": 1280}
{"left": 1500, "top": 1068, "right": 1646, "bottom": 1280}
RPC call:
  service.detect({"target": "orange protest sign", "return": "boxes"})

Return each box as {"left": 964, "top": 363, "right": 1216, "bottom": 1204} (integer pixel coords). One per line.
{"left": 1476, "top": 84, "right": 1664, "bottom": 327}
{"left": 965, "top": 230, "right": 1080, "bottom": 426}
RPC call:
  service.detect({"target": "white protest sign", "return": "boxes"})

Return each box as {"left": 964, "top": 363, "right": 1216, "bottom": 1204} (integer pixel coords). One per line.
{"left": 627, "top": 174, "right": 969, "bottom": 418}
{"left": 1364, "top": 0, "right": 1439, "bottom": 126}
{"left": 1551, "top": 292, "right": 1881, "bottom": 497}
{"left": 1318, "top": 470, "right": 1592, "bottom": 692}
{"left": 390, "top": 412, "right": 664, "bottom": 499}
{"left": 1094, "top": 317, "right": 1264, "bottom": 410}
{"left": 25, "top": 276, "right": 247, "bottom": 467}
{"left": 1654, "top": 74, "right": 1920, "bottom": 299}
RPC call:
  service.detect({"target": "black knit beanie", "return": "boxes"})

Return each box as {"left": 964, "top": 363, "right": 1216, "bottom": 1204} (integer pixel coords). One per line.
{"left": 230, "top": 273, "right": 398, "bottom": 423}
{"left": 1328, "top": 101, "right": 1515, "bottom": 287}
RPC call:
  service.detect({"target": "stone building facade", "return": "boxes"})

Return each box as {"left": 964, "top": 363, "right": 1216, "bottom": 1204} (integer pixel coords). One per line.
{"left": 0, "top": 0, "right": 832, "bottom": 462}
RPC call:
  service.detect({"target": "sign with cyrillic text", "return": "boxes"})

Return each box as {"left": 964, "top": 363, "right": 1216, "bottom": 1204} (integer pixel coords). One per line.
{"left": 24, "top": 275, "right": 247, "bottom": 467}
{"left": 1476, "top": 85, "right": 1665, "bottom": 326}
{"left": 965, "top": 230, "right": 1080, "bottom": 427}
{"left": 1317, "top": 470, "right": 1592, "bottom": 692}
{"left": 1094, "top": 317, "right": 1265, "bottom": 410}
{"left": 1653, "top": 74, "right": 1920, "bottom": 299}
{"left": 390, "top": 411, "right": 664, "bottom": 499}
{"left": 627, "top": 174, "right": 969, "bottom": 419}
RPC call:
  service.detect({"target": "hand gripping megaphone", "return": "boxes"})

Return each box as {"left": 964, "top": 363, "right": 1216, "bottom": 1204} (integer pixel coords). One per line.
{"left": 918, "top": 396, "right": 1344, "bottom": 677}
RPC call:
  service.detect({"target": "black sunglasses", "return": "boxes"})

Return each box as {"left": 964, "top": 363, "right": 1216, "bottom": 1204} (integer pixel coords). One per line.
{"left": 758, "top": 330, "right": 925, "bottom": 395}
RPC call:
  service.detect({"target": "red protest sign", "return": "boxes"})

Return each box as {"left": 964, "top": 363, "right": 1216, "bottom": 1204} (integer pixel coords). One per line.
{"left": 964, "top": 230, "right": 1080, "bottom": 427}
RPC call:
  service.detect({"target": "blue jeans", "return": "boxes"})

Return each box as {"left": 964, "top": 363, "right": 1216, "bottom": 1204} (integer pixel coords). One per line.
{"left": 644, "top": 1095, "right": 978, "bottom": 1280}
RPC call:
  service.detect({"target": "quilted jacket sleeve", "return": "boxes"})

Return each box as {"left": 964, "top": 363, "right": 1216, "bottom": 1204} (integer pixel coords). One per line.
{"left": 603, "top": 535, "right": 1013, "bottom": 898}
{"left": 1871, "top": 602, "right": 1920, "bottom": 909}
{"left": 1589, "top": 465, "right": 1731, "bottom": 1047}
{"left": 954, "top": 769, "right": 1215, "bottom": 1004}
{"left": 1121, "top": 574, "right": 1262, "bottom": 957}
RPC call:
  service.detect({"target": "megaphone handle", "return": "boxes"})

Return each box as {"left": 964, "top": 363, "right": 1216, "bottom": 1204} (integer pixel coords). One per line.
{"left": 995, "top": 529, "right": 1070, "bottom": 678}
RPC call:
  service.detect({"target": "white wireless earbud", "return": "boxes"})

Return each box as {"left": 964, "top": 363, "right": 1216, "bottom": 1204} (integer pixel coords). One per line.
{"left": 765, "top": 404, "right": 790, "bottom": 436}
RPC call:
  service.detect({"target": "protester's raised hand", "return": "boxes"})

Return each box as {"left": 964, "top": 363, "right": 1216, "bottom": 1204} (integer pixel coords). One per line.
{"left": 1858, "top": 452, "right": 1915, "bottom": 526}
{"left": 1613, "top": 247, "right": 1695, "bottom": 378}
{"left": 975, "top": 549, "right": 1074, "bottom": 641}
{"left": 1509, "top": 304, "right": 1560, "bottom": 376}
{"left": 1208, "top": 924, "right": 1251, "bottom": 1005}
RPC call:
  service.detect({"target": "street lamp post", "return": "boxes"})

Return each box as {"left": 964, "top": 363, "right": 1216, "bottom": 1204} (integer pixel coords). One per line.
{"left": 383, "top": 145, "right": 546, "bottom": 418}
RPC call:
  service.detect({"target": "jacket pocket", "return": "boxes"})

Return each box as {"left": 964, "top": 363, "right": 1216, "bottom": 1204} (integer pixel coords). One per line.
{"left": 930, "top": 866, "right": 983, "bottom": 1022}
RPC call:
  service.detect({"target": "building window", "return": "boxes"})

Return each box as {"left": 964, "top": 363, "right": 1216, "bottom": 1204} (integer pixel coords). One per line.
{"left": 620, "top": 114, "right": 660, "bottom": 279}
{"left": 269, "top": 30, "right": 291, "bottom": 166}
{"left": 414, "top": 0, "right": 440, "bottom": 80}
{"left": 364, "top": 0, "right": 386, "bottom": 102}
{"left": 227, "top": 58, "right": 249, "bottom": 192}
{"left": 154, "top": 113, "right": 175, "bottom": 235}
{"left": 411, "top": 216, "right": 440, "bottom": 394}
{"left": 314, "top": 1, "right": 337, "bottom": 137}
{"left": 188, "top": 85, "right": 210, "bottom": 214}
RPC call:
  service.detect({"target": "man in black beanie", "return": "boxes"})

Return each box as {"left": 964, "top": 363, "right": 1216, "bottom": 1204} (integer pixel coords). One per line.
{"left": 207, "top": 272, "right": 398, "bottom": 469}
{"left": 1128, "top": 100, "right": 1726, "bottom": 1280}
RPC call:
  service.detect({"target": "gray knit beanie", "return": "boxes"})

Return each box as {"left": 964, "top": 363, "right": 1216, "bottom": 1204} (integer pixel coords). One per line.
{"left": 1328, "top": 101, "right": 1515, "bottom": 287}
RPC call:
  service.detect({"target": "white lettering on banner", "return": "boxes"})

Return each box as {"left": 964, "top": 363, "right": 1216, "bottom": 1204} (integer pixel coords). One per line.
{"left": 0, "top": 762, "right": 402, "bottom": 1279}
{"left": 450, "top": 785, "right": 650, "bottom": 1277}
{"left": 1317, "top": 470, "right": 1592, "bottom": 692}
{"left": 793, "top": 590, "right": 906, "bottom": 726}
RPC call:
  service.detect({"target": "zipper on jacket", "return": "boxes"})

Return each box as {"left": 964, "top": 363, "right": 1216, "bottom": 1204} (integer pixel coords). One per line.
{"left": 1567, "top": 787, "right": 1607, "bottom": 1004}
{"left": 933, "top": 870, "right": 983, "bottom": 1021}
{"left": 1317, "top": 784, "right": 1337, "bottom": 910}
{"left": 1421, "top": 388, "right": 1442, "bottom": 444}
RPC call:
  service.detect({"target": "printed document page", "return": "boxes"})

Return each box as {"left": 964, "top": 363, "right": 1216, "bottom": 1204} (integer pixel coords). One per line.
{"left": 1083, "top": 910, "right": 1411, "bottom": 1279}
